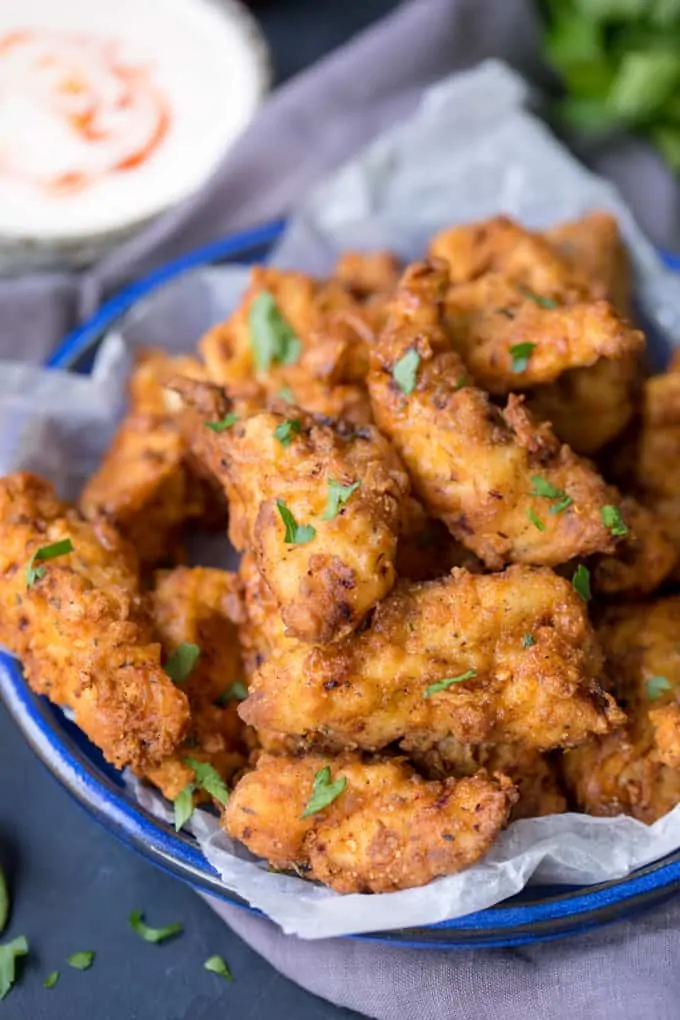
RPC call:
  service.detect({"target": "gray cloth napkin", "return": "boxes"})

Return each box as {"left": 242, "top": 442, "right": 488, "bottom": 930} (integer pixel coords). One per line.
{"left": 4, "top": 0, "right": 680, "bottom": 1016}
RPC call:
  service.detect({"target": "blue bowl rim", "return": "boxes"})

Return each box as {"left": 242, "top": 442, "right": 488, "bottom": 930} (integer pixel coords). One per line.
{"left": 3, "top": 216, "right": 680, "bottom": 948}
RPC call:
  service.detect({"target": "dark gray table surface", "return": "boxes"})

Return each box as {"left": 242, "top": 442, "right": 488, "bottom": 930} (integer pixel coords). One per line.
{"left": 0, "top": 2, "right": 398, "bottom": 1017}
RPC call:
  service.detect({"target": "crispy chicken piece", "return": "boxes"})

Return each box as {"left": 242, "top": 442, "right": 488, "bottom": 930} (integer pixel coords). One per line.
{"left": 334, "top": 249, "right": 401, "bottom": 299}
{"left": 241, "top": 565, "right": 624, "bottom": 753}
{"left": 225, "top": 753, "right": 516, "bottom": 893}
{"left": 411, "top": 738, "right": 566, "bottom": 821}
{"left": 172, "top": 377, "right": 410, "bottom": 644}
{"left": 199, "top": 267, "right": 375, "bottom": 423}
{"left": 544, "top": 211, "right": 631, "bottom": 316}
{"left": 80, "top": 349, "right": 224, "bottom": 567}
{"left": 590, "top": 494, "right": 678, "bottom": 598}
{"left": 562, "top": 598, "right": 680, "bottom": 822}
{"left": 237, "top": 552, "right": 298, "bottom": 678}
{"left": 0, "top": 473, "right": 189, "bottom": 771}
{"left": 368, "top": 260, "right": 620, "bottom": 569}
{"left": 144, "top": 566, "right": 251, "bottom": 801}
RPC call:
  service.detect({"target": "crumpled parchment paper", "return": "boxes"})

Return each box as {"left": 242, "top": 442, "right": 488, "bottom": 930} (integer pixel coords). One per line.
{"left": 4, "top": 61, "right": 680, "bottom": 939}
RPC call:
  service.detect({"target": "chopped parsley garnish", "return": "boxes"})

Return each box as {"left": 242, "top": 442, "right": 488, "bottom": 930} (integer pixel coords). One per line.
{"left": 43, "top": 970, "right": 59, "bottom": 989}
{"left": 25, "top": 538, "right": 74, "bottom": 587}
{"left": 204, "top": 955, "right": 233, "bottom": 982}
{"left": 322, "top": 479, "right": 360, "bottom": 520}
{"left": 216, "top": 681, "right": 248, "bottom": 705}
{"left": 205, "top": 413, "right": 237, "bottom": 433}
{"left": 249, "top": 291, "right": 301, "bottom": 372}
{"left": 164, "top": 643, "right": 200, "bottom": 685}
{"left": 424, "top": 669, "right": 477, "bottom": 699}
{"left": 517, "top": 284, "right": 559, "bottom": 309}
{"left": 646, "top": 676, "right": 673, "bottom": 701}
{"left": 530, "top": 475, "right": 573, "bottom": 514}
{"left": 522, "top": 633, "right": 536, "bottom": 649}
{"left": 174, "top": 785, "right": 195, "bottom": 831}
{"left": 601, "top": 505, "right": 629, "bottom": 537}
{"left": 278, "top": 386, "right": 295, "bottom": 404}
{"left": 0, "top": 936, "right": 28, "bottom": 1000}
{"left": 509, "top": 342, "right": 536, "bottom": 373}
{"left": 301, "top": 766, "right": 347, "bottom": 818}
{"left": 184, "top": 757, "right": 229, "bottom": 806}
{"left": 527, "top": 508, "right": 546, "bottom": 532}
{"left": 572, "top": 564, "right": 591, "bottom": 602}
{"left": 393, "top": 349, "right": 420, "bottom": 395}
{"left": 129, "top": 910, "right": 183, "bottom": 944}
{"left": 276, "top": 500, "right": 316, "bottom": 545}
{"left": 455, "top": 375, "right": 468, "bottom": 389}
{"left": 66, "top": 951, "right": 94, "bottom": 971}
{"left": 274, "top": 418, "right": 302, "bottom": 448}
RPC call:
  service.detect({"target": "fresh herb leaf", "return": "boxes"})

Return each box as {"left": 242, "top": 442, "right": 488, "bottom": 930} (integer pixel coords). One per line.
{"left": 601, "top": 504, "right": 629, "bottom": 537}
{"left": 205, "top": 413, "right": 237, "bottom": 433}
{"left": 301, "top": 766, "right": 347, "bottom": 818}
{"left": 216, "top": 681, "right": 248, "bottom": 705}
{"left": 322, "top": 479, "right": 361, "bottom": 520}
{"left": 572, "top": 564, "right": 591, "bottom": 602}
{"left": 0, "top": 936, "right": 28, "bottom": 1000}
{"left": 274, "top": 419, "right": 302, "bottom": 448}
{"left": 549, "top": 494, "right": 574, "bottom": 515}
{"left": 204, "top": 955, "right": 233, "bottom": 981}
{"left": 516, "top": 284, "right": 559, "bottom": 309}
{"left": 522, "top": 633, "right": 536, "bottom": 649}
{"left": 527, "top": 508, "right": 546, "bottom": 532}
{"left": 424, "top": 669, "right": 477, "bottom": 699}
{"left": 184, "top": 758, "right": 229, "bottom": 806}
{"left": 646, "top": 675, "right": 673, "bottom": 700}
{"left": 174, "top": 785, "right": 195, "bottom": 831}
{"left": 129, "top": 910, "right": 183, "bottom": 944}
{"left": 276, "top": 500, "right": 316, "bottom": 545}
{"left": 0, "top": 867, "right": 7, "bottom": 934}
{"left": 393, "top": 349, "right": 420, "bottom": 395}
{"left": 43, "top": 970, "right": 59, "bottom": 989}
{"left": 66, "top": 951, "right": 94, "bottom": 971}
{"left": 530, "top": 475, "right": 573, "bottom": 514}
{"left": 25, "top": 538, "right": 74, "bottom": 587}
{"left": 164, "top": 643, "right": 200, "bottom": 685}
{"left": 510, "top": 342, "right": 537, "bottom": 373}
{"left": 249, "top": 292, "right": 301, "bottom": 372}
{"left": 278, "top": 386, "right": 295, "bottom": 404}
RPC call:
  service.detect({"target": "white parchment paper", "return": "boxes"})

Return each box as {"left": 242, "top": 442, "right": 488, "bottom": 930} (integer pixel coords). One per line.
{"left": 5, "top": 61, "right": 680, "bottom": 939}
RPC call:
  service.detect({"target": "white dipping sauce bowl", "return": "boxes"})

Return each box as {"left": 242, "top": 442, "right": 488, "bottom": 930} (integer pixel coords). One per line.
{"left": 0, "top": 0, "right": 270, "bottom": 273}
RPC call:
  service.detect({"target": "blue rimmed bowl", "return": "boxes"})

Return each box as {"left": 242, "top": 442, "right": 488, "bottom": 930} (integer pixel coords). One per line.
{"left": 3, "top": 219, "right": 680, "bottom": 950}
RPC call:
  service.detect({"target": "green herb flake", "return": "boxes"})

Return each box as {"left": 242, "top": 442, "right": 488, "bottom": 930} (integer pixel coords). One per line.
{"left": 183, "top": 757, "right": 229, "bottom": 806}
{"left": 164, "top": 642, "right": 200, "bottom": 685}
{"left": 424, "top": 669, "right": 477, "bottom": 699}
{"left": 66, "top": 951, "right": 94, "bottom": 971}
{"left": 43, "top": 970, "right": 59, "bottom": 989}
{"left": 322, "top": 479, "right": 361, "bottom": 521}
{"left": 249, "top": 291, "right": 301, "bottom": 372}
{"left": 601, "top": 504, "right": 629, "bottom": 537}
{"left": 204, "top": 955, "right": 233, "bottom": 982}
{"left": 646, "top": 675, "right": 673, "bottom": 701}
{"left": 455, "top": 376, "right": 468, "bottom": 390}
{"left": 509, "top": 342, "right": 537, "bottom": 373}
{"left": 278, "top": 386, "right": 295, "bottom": 404}
{"left": 129, "top": 910, "right": 183, "bottom": 944}
{"left": 173, "top": 785, "right": 195, "bottom": 832}
{"left": 205, "top": 413, "right": 238, "bottom": 433}
{"left": 216, "top": 681, "right": 248, "bottom": 705}
{"left": 530, "top": 475, "right": 573, "bottom": 514}
{"left": 527, "top": 508, "right": 546, "bottom": 532}
{"left": 522, "top": 633, "right": 536, "bottom": 649}
{"left": 517, "top": 284, "right": 559, "bottom": 309}
{"left": 393, "top": 349, "right": 420, "bottom": 396}
{"left": 0, "top": 936, "right": 28, "bottom": 1000}
{"left": 301, "top": 766, "right": 348, "bottom": 818}
{"left": 572, "top": 564, "right": 591, "bottom": 603}
{"left": 25, "top": 538, "right": 74, "bottom": 587}
{"left": 274, "top": 418, "right": 302, "bottom": 448}
{"left": 276, "top": 500, "right": 316, "bottom": 545}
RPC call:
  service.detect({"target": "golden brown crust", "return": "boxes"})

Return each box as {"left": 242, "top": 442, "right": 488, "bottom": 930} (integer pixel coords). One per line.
{"left": 224, "top": 753, "right": 516, "bottom": 893}
{"left": 333, "top": 249, "right": 401, "bottom": 299}
{"left": 544, "top": 211, "right": 631, "bottom": 317}
{"left": 591, "top": 493, "right": 678, "bottom": 598}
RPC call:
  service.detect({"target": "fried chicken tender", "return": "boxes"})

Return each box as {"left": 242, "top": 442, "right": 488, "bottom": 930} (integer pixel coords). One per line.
{"left": 562, "top": 598, "right": 680, "bottom": 822}
{"left": 80, "top": 349, "right": 224, "bottom": 567}
{"left": 544, "top": 211, "right": 631, "bottom": 316}
{"left": 172, "top": 377, "right": 410, "bottom": 644}
{"left": 144, "top": 566, "right": 250, "bottom": 800}
{"left": 199, "top": 267, "right": 375, "bottom": 423}
{"left": 368, "top": 260, "right": 619, "bottom": 569}
{"left": 334, "top": 249, "right": 401, "bottom": 299}
{"left": 411, "top": 738, "right": 566, "bottom": 821}
{"left": 237, "top": 552, "right": 297, "bottom": 678}
{"left": 0, "top": 472, "right": 189, "bottom": 771}
{"left": 241, "top": 565, "right": 623, "bottom": 753}
{"left": 225, "top": 753, "right": 516, "bottom": 893}
{"left": 590, "top": 494, "right": 678, "bottom": 598}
